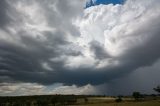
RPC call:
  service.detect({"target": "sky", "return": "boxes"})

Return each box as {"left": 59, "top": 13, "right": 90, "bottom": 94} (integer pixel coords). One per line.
{"left": 86, "top": 0, "right": 124, "bottom": 7}
{"left": 0, "top": 0, "right": 160, "bottom": 96}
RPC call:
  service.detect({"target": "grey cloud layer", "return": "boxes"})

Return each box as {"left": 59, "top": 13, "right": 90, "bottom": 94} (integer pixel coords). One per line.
{"left": 0, "top": 0, "right": 160, "bottom": 94}
{"left": 0, "top": 0, "right": 85, "bottom": 85}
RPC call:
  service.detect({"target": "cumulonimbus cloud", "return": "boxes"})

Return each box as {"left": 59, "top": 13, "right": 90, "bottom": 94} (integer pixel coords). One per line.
{"left": 0, "top": 0, "right": 160, "bottom": 95}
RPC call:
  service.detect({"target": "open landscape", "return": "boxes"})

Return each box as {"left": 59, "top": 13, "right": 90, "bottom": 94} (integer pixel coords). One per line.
{"left": 0, "top": 94, "right": 160, "bottom": 106}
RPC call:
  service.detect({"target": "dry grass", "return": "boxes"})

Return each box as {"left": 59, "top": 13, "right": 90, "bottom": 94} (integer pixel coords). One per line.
{"left": 71, "top": 100, "right": 160, "bottom": 106}
{"left": 71, "top": 97, "right": 160, "bottom": 106}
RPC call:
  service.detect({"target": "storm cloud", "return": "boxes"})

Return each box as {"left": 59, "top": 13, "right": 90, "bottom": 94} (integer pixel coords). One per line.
{"left": 0, "top": 0, "right": 160, "bottom": 95}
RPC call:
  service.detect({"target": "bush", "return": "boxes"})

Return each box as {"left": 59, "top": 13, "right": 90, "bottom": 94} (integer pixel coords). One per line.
{"left": 132, "top": 92, "right": 143, "bottom": 101}
{"left": 115, "top": 96, "right": 122, "bottom": 102}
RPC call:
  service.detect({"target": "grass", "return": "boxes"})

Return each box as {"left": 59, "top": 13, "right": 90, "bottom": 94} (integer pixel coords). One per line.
{"left": 71, "top": 100, "right": 160, "bottom": 106}
{"left": 0, "top": 95, "right": 160, "bottom": 106}
{"left": 71, "top": 97, "right": 160, "bottom": 106}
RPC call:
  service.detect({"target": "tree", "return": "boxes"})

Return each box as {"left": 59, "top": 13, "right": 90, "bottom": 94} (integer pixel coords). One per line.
{"left": 132, "top": 92, "right": 142, "bottom": 101}
{"left": 153, "top": 86, "right": 160, "bottom": 93}
{"left": 115, "top": 95, "right": 122, "bottom": 102}
{"left": 84, "top": 97, "right": 88, "bottom": 103}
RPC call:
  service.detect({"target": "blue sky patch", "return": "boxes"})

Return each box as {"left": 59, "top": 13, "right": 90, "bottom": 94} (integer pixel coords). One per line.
{"left": 86, "top": 0, "right": 124, "bottom": 8}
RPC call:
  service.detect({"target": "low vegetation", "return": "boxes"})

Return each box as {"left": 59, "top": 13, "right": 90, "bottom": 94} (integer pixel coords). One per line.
{"left": 0, "top": 94, "right": 160, "bottom": 106}
{"left": 0, "top": 86, "right": 160, "bottom": 106}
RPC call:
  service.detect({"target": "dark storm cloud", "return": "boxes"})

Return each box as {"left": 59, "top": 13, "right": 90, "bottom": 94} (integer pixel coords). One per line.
{"left": 0, "top": 0, "right": 11, "bottom": 28}
{"left": 0, "top": 40, "right": 49, "bottom": 82}
{"left": 118, "top": 15, "right": 160, "bottom": 71}
{"left": 0, "top": 0, "right": 160, "bottom": 91}
{"left": 0, "top": 0, "right": 85, "bottom": 85}
{"left": 90, "top": 40, "right": 110, "bottom": 60}
{"left": 0, "top": 37, "right": 123, "bottom": 86}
